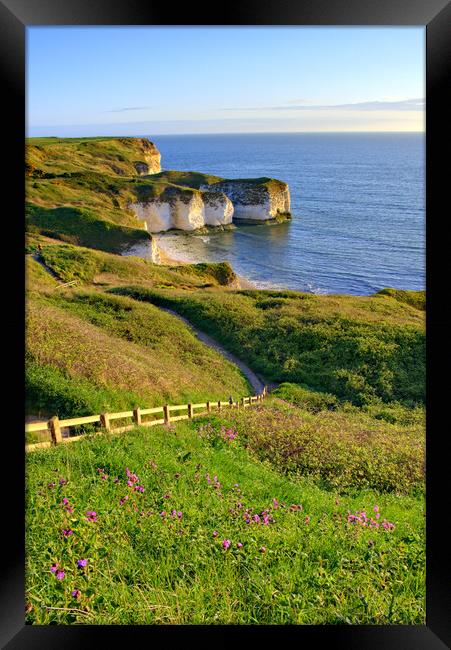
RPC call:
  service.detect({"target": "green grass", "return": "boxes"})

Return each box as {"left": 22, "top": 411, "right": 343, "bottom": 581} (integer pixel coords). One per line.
{"left": 109, "top": 286, "right": 425, "bottom": 408}
{"left": 26, "top": 136, "right": 160, "bottom": 177}
{"left": 26, "top": 289, "right": 251, "bottom": 421}
{"left": 25, "top": 411, "right": 424, "bottom": 625}
{"left": 374, "top": 288, "right": 425, "bottom": 311}
{"left": 28, "top": 239, "right": 237, "bottom": 289}
{"left": 26, "top": 204, "right": 150, "bottom": 254}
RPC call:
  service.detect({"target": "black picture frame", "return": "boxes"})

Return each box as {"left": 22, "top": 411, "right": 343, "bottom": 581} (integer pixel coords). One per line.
{"left": 2, "top": 0, "right": 450, "bottom": 647}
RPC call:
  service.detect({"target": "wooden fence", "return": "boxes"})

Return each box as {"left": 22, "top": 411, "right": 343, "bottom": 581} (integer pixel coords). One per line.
{"left": 25, "top": 387, "right": 268, "bottom": 452}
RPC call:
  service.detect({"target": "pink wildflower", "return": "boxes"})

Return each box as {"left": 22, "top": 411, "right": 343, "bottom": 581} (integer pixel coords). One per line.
{"left": 212, "top": 531, "right": 218, "bottom": 538}
{"left": 222, "top": 539, "right": 231, "bottom": 550}
{"left": 86, "top": 511, "right": 97, "bottom": 522}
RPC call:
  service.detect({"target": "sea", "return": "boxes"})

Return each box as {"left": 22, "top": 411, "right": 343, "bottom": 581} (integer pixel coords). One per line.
{"left": 147, "top": 133, "right": 425, "bottom": 296}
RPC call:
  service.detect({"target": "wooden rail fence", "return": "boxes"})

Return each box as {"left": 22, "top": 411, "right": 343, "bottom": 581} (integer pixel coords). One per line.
{"left": 25, "top": 386, "right": 268, "bottom": 452}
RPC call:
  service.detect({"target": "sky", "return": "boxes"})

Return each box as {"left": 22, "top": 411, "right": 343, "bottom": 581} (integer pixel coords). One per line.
{"left": 27, "top": 27, "right": 425, "bottom": 137}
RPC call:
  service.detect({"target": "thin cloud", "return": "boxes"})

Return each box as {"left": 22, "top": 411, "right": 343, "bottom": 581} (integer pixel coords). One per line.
{"left": 103, "top": 106, "right": 151, "bottom": 113}
{"left": 223, "top": 98, "right": 425, "bottom": 112}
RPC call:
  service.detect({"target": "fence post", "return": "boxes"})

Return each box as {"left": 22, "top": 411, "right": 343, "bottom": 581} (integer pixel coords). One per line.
{"left": 241, "top": 397, "right": 245, "bottom": 408}
{"left": 133, "top": 408, "right": 142, "bottom": 426}
{"left": 218, "top": 400, "right": 221, "bottom": 412}
{"left": 49, "top": 416, "right": 62, "bottom": 445}
{"left": 206, "top": 401, "right": 211, "bottom": 412}
{"left": 188, "top": 403, "right": 193, "bottom": 419}
{"left": 100, "top": 413, "right": 111, "bottom": 432}
{"left": 163, "top": 405, "right": 170, "bottom": 425}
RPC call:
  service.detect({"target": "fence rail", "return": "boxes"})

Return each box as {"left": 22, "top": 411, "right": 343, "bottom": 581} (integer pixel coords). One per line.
{"left": 25, "top": 387, "right": 268, "bottom": 452}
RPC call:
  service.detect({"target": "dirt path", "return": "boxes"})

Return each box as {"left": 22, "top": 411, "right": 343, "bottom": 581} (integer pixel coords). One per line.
{"left": 29, "top": 253, "right": 62, "bottom": 280}
{"left": 158, "top": 306, "right": 273, "bottom": 395}
{"left": 27, "top": 252, "right": 273, "bottom": 396}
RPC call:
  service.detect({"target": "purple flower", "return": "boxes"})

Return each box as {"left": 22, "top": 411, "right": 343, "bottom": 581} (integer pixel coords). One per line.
{"left": 59, "top": 478, "right": 67, "bottom": 486}
{"left": 56, "top": 571, "right": 65, "bottom": 580}
{"left": 237, "top": 542, "right": 243, "bottom": 549}
{"left": 212, "top": 530, "right": 218, "bottom": 538}
{"left": 62, "top": 529, "right": 73, "bottom": 537}
{"left": 86, "top": 511, "right": 97, "bottom": 522}
{"left": 252, "top": 514, "right": 261, "bottom": 523}
{"left": 71, "top": 589, "right": 81, "bottom": 599}
{"left": 114, "top": 478, "right": 120, "bottom": 484}
{"left": 77, "top": 559, "right": 88, "bottom": 568}
{"left": 272, "top": 498, "right": 279, "bottom": 509}
{"left": 374, "top": 505, "right": 379, "bottom": 512}
{"left": 50, "top": 563, "right": 59, "bottom": 574}
{"left": 260, "top": 546, "right": 266, "bottom": 554}
{"left": 222, "top": 539, "right": 231, "bottom": 550}
{"left": 120, "top": 495, "right": 129, "bottom": 505}
{"left": 160, "top": 511, "right": 166, "bottom": 518}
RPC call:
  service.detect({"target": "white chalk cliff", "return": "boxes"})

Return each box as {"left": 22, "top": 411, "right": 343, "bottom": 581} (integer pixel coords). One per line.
{"left": 200, "top": 178, "right": 291, "bottom": 221}
{"left": 128, "top": 141, "right": 290, "bottom": 232}
{"left": 129, "top": 189, "right": 233, "bottom": 233}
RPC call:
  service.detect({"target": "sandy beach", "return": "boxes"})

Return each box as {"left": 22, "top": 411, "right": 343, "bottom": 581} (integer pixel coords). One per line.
{"left": 153, "top": 235, "right": 256, "bottom": 290}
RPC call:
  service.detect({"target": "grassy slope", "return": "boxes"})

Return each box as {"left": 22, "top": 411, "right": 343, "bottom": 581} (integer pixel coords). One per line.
{"left": 25, "top": 137, "right": 425, "bottom": 625}
{"left": 110, "top": 286, "right": 425, "bottom": 408}
{"left": 26, "top": 136, "right": 160, "bottom": 177}
{"left": 26, "top": 251, "right": 250, "bottom": 424}
{"left": 26, "top": 409, "right": 424, "bottom": 625}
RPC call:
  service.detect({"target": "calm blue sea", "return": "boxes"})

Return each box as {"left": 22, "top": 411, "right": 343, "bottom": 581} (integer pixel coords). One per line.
{"left": 148, "top": 133, "right": 425, "bottom": 295}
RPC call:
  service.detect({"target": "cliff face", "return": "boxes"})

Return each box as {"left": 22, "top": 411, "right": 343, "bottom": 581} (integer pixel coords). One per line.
{"left": 200, "top": 178, "right": 290, "bottom": 221}
{"left": 203, "top": 191, "right": 234, "bottom": 226}
{"left": 129, "top": 138, "right": 161, "bottom": 175}
{"left": 129, "top": 188, "right": 232, "bottom": 232}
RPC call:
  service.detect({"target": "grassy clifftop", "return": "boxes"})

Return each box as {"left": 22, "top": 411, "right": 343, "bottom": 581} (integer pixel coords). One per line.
{"left": 26, "top": 136, "right": 161, "bottom": 177}
{"left": 26, "top": 240, "right": 249, "bottom": 426}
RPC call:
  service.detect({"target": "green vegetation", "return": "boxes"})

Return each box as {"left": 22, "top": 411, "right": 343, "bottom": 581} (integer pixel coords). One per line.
{"left": 25, "top": 136, "right": 425, "bottom": 626}
{"left": 28, "top": 239, "right": 236, "bottom": 289}
{"left": 150, "top": 170, "right": 223, "bottom": 189}
{"left": 26, "top": 289, "right": 251, "bottom": 421}
{"left": 26, "top": 136, "right": 160, "bottom": 177}
{"left": 26, "top": 411, "right": 424, "bottom": 625}
{"left": 26, "top": 204, "right": 150, "bottom": 253}
{"left": 374, "top": 288, "right": 425, "bottom": 311}
{"left": 109, "top": 286, "right": 425, "bottom": 408}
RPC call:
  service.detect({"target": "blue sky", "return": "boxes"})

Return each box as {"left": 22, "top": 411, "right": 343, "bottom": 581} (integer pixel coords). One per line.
{"left": 27, "top": 27, "right": 425, "bottom": 136}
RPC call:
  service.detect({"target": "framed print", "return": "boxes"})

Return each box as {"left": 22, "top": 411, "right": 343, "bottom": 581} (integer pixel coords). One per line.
{"left": 1, "top": 0, "right": 450, "bottom": 647}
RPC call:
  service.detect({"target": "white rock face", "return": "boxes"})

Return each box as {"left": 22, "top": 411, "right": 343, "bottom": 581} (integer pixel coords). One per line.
{"left": 200, "top": 179, "right": 290, "bottom": 221}
{"left": 129, "top": 201, "right": 172, "bottom": 232}
{"left": 134, "top": 139, "right": 161, "bottom": 175}
{"left": 172, "top": 192, "right": 205, "bottom": 231}
{"left": 129, "top": 189, "right": 233, "bottom": 232}
{"left": 203, "top": 191, "right": 234, "bottom": 226}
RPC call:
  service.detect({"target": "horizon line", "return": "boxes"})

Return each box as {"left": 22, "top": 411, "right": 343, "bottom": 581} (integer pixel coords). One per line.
{"left": 26, "top": 129, "right": 425, "bottom": 139}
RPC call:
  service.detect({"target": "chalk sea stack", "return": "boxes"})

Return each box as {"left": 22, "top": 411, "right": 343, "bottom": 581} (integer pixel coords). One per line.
{"left": 200, "top": 178, "right": 291, "bottom": 222}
